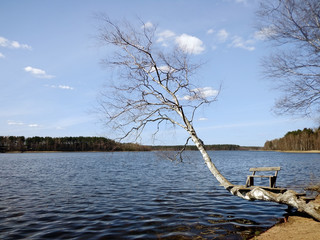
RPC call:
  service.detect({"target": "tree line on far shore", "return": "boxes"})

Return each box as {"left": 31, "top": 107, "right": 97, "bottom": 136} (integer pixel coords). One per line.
{"left": 0, "top": 136, "right": 150, "bottom": 153}
{"left": 150, "top": 144, "right": 259, "bottom": 151}
{"left": 0, "top": 136, "right": 249, "bottom": 153}
{"left": 264, "top": 128, "right": 320, "bottom": 151}
{"left": 5, "top": 130, "right": 320, "bottom": 153}
{"left": 150, "top": 145, "right": 241, "bottom": 151}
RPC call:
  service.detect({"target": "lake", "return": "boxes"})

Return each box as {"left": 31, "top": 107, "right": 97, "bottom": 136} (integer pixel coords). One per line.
{"left": 1, "top": 151, "right": 320, "bottom": 239}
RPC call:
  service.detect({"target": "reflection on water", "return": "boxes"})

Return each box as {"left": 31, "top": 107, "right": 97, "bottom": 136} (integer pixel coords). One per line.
{"left": 1, "top": 151, "right": 320, "bottom": 239}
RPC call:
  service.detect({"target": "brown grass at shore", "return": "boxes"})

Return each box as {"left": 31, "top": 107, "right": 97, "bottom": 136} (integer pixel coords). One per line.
{"left": 278, "top": 150, "right": 320, "bottom": 153}
{"left": 252, "top": 216, "right": 320, "bottom": 240}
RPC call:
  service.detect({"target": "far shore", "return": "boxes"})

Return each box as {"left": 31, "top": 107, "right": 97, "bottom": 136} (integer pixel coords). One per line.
{"left": 3, "top": 149, "right": 320, "bottom": 154}
{"left": 1, "top": 150, "right": 141, "bottom": 154}
{"left": 278, "top": 150, "right": 320, "bottom": 153}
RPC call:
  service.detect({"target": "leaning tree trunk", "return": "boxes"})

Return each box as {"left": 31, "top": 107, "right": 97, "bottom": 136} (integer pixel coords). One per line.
{"left": 97, "top": 14, "right": 320, "bottom": 222}
{"left": 187, "top": 124, "right": 320, "bottom": 221}
{"left": 188, "top": 129, "right": 233, "bottom": 189}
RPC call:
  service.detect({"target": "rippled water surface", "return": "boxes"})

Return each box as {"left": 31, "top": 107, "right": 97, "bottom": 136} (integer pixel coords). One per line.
{"left": 1, "top": 151, "right": 320, "bottom": 239}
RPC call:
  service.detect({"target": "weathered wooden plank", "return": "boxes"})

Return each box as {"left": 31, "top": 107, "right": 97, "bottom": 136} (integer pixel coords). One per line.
{"left": 249, "top": 167, "right": 281, "bottom": 172}
{"left": 248, "top": 175, "right": 277, "bottom": 178}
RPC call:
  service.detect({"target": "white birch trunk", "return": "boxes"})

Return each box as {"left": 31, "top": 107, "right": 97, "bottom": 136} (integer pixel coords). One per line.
{"left": 188, "top": 130, "right": 233, "bottom": 189}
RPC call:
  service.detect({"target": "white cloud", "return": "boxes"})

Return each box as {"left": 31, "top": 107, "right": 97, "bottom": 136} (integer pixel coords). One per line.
{"left": 208, "top": 28, "right": 262, "bottom": 52}
{"left": 217, "top": 29, "right": 229, "bottom": 42}
{"left": 11, "top": 41, "right": 22, "bottom": 48}
{"left": 0, "top": 52, "right": 4, "bottom": 58}
{"left": 0, "top": 36, "right": 31, "bottom": 50}
{"left": 194, "top": 87, "right": 219, "bottom": 98}
{"left": 149, "top": 65, "right": 176, "bottom": 74}
{"left": 254, "top": 26, "right": 276, "bottom": 41}
{"left": 7, "top": 120, "right": 24, "bottom": 125}
{"left": 207, "top": 29, "right": 214, "bottom": 35}
{"left": 0, "top": 37, "right": 7, "bottom": 46}
{"left": 7, "top": 120, "right": 39, "bottom": 127}
{"left": 142, "top": 21, "right": 153, "bottom": 29}
{"left": 181, "top": 87, "right": 219, "bottom": 100}
{"left": 229, "top": 36, "right": 255, "bottom": 51}
{"left": 157, "top": 30, "right": 176, "bottom": 43}
{"left": 157, "top": 65, "right": 171, "bottom": 72}
{"left": 199, "top": 117, "right": 208, "bottom": 121}
{"left": 158, "top": 30, "right": 176, "bottom": 38}
{"left": 157, "top": 30, "right": 205, "bottom": 54}
{"left": 25, "top": 66, "right": 45, "bottom": 75}
{"left": 175, "top": 34, "right": 205, "bottom": 54}
{"left": 49, "top": 84, "right": 74, "bottom": 90}
{"left": 58, "top": 85, "right": 74, "bottom": 90}
{"left": 24, "top": 66, "right": 55, "bottom": 79}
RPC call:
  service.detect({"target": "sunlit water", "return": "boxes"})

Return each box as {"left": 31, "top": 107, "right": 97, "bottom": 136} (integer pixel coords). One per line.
{"left": 1, "top": 151, "right": 320, "bottom": 239}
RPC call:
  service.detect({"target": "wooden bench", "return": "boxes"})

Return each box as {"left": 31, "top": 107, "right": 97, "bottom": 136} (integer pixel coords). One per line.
{"left": 245, "top": 167, "right": 281, "bottom": 188}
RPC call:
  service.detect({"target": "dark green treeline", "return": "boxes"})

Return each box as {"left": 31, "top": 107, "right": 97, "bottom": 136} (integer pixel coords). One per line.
{"left": 264, "top": 128, "right": 320, "bottom": 151}
{"left": 0, "top": 136, "right": 245, "bottom": 153}
{"left": 150, "top": 144, "right": 241, "bottom": 151}
{"left": 0, "top": 136, "right": 150, "bottom": 153}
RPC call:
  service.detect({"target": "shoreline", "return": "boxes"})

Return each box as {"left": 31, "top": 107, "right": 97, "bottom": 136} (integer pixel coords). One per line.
{"left": 278, "top": 150, "right": 320, "bottom": 153}
{"left": 0, "top": 149, "right": 260, "bottom": 154}
{"left": 252, "top": 215, "right": 320, "bottom": 239}
{"left": 3, "top": 149, "right": 320, "bottom": 154}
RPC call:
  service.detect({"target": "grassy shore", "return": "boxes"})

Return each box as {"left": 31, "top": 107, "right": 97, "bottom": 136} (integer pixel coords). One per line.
{"left": 252, "top": 216, "right": 320, "bottom": 240}
{"left": 278, "top": 150, "right": 320, "bottom": 153}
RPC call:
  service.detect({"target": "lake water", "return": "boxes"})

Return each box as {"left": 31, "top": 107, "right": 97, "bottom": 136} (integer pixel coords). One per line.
{"left": 1, "top": 151, "right": 320, "bottom": 239}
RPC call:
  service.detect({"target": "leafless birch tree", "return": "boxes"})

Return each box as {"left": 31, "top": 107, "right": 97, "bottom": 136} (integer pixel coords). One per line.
{"left": 257, "top": 0, "right": 320, "bottom": 117}
{"left": 97, "top": 16, "right": 320, "bottom": 221}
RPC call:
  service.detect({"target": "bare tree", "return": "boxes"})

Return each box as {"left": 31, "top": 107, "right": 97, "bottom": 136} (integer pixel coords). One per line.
{"left": 257, "top": 0, "right": 320, "bottom": 116}
{"left": 97, "top": 16, "right": 320, "bottom": 220}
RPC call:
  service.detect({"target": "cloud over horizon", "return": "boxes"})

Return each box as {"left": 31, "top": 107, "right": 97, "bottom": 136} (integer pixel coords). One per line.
{"left": 7, "top": 120, "right": 39, "bottom": 128}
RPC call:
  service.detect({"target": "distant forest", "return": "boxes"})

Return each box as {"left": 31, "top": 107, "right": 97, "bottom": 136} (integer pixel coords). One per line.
{"left": 0, "top": 136, "right": 248, "bottom": 153}
{"left": 264, "top": 128, "right": 320, "bottom": 151}
{"left": 0, "top": 136, "right": 150, "bottom": 153}
{"left": 150, "top": 144, "right": 251, "bottom": 151}
{"left": 4, "top": 129, "right": 319, "bottom": 152}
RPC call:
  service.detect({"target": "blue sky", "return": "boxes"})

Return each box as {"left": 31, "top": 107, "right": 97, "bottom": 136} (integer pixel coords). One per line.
{"left": 0, "top": 0, "right": 316, "bottom": 146}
